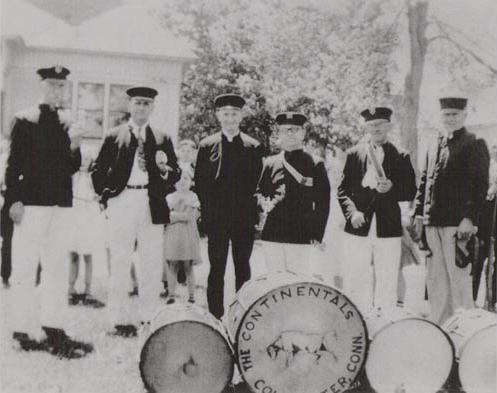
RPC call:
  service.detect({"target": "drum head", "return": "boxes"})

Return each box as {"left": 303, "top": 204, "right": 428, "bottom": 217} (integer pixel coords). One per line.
{"left": 235, "top": 282, "right": 367, "bottom": 393}
{"left": 140, "top": 321, "right": 233, "bottom": 393}
{"left": 366, "top": 319, "right": 454, "bottom": 393}
{"left": 459, "top": 325, "right": 497, "bottom": 393}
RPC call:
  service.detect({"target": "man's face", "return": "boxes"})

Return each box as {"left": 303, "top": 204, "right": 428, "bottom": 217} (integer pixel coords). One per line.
{"left": 277, "top": 124, "right": 305, "bottom": 151}
{"left": 40, "top": 79, "right": 67, "bottom": 107}
{"left": 128, "top": 97, "right": 154, "bottom": 124}
{"left": 365, "top": 119, "right": 391, "bottom": 144}
{"left": 216, "top": 106, "right": 243, "bottom": 135}
{"left": 441, "top": 109, "right": 466, "bottom": 132}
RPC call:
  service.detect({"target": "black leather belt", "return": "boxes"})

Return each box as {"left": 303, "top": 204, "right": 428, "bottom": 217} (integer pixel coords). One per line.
{"left": 126, "top": 184, "right": 148, "bottom": 190}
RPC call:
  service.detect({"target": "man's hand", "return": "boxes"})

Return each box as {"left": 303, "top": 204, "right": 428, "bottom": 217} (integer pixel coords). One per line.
{"left": 351, "top": 211, "right": 366, "bottom": 229}
{"left": 155, "top": 151, "right": 170, "bottom": 174}
{"left": 376, "top": 178, "right": 393, "bottom": 194}
{"left": 414, "top": 216, "right": 423, "bottom": 242}
{"left": 457, "top": 218, "right": 476, "bottom": 240}
{"left": 9, "top": 201, "right": 24, "bottom": 224}
{"left": 401, "top": 213, "right": 414, "bottom": 229}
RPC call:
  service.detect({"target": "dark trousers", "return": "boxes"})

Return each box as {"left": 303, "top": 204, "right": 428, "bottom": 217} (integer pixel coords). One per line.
{"left": 206, "top": 221, "right": 254, "bottom": 319}
{"left": 1, "top": 203, "right": 13, "bottom": 282}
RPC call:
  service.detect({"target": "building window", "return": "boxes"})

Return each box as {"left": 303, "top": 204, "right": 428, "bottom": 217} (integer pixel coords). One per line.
{"left": 109, "top": 84, "right": 131, "bottom": 128}
{"left": 71, "top": 81, "right": 131, "bottom": 139}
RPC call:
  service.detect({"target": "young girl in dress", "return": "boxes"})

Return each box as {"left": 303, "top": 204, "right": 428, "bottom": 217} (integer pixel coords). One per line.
{"left": 163, "top": 169, "right": 201, "bottom": 304}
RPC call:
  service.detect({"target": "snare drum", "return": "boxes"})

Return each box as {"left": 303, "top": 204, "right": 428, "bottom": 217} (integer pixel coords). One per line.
{"left": 364, "top": 307, "right": 454, "bottom": 393}
{"left": 442, "top": 308, "right": 497, "bottom": 393}
{"left": 140, "top": 304, "right": 234, "bottom": 393}
{"left": 227, "top": 271, "right": 367, "bottom": 393}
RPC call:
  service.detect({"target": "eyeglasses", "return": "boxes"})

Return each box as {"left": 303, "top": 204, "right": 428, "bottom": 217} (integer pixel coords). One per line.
{"left": 278, "top": 126, "right": 303, "bottom": 135}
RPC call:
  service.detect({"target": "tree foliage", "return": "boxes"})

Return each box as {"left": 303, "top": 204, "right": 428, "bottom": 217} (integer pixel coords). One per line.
{"left": 155, "top": 0, "right": 400, "bottom": 153}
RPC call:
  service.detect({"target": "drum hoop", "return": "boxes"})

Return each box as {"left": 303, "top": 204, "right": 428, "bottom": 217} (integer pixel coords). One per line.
{"left": 443, "top": 312, "right": 497, "bottom": 358}
{"left": 139, "top": 320, "right": 235, "bottom": 393}
{"left": 366, "top": 317, "right": 456, "bottom": 390}
{"left": 457, "top": 323, "right": 497, "bottom": 359}
{"left": 234, "top": 280, "right": 370, "bottom": 388}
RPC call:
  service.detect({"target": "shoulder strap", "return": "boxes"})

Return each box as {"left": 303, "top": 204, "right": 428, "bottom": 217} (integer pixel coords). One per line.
{"left": 281, "top": 152, "right": 313, "bottom": 187}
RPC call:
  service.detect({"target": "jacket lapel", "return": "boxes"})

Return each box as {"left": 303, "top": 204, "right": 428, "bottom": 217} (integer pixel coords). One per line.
{"left": 144, "top": 126, "right": 157, "bottom": 162}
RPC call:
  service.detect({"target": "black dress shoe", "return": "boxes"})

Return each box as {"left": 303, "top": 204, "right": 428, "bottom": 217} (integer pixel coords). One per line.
{"left": 13, "top": 332, "right": 49, "bottom": 352}
{"left": 128, "top": 287, "right": 139, "bottom": 297}
{"left": 159, "top": 288, "right": 169, "bottom": 298}
{"left": 81, "top": 294, "right": 105, "bottom": 309}
{"left": 42, "top": 326, "right": 94, "bottom": 359}
{"left": 68, "top": 293, "right": 79, "bottom": 305}
{"left": 108, "top": 324, "right": 138, "bottom": 338}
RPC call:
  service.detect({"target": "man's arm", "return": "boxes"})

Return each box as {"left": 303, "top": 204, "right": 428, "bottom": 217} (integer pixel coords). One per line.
{"left": 5, "top": 119, "right": 27, "bottom": 205}
{"left": 337, "top": 152, "right": 358, "bottom": 220}
{"left": 159, "top": 136, "right": 181, "bottom": 185}
{"left": 91, "top": 136, "right": 115, "bottom": 196}
{"left": 313, "top": 161, "right": 331, "bottom": 242}
{"left": 393, "top": 152, "right": 417, "bottom": 202}
{"left": 413, "top": 149, "right": 429, "bottom": 219}
{"left": 464, "top": 138, "right": 490, "bottom": 224}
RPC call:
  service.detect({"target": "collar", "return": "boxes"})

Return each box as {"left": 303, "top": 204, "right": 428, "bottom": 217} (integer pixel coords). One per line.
{"left": 128, "top": 119, "right": 149, "bottom": 140}
{"left": 442, "top": 127, "right": 465, "bottom": 140}
{"left": 222, "top": 130, "right": 240, "bottom": 142}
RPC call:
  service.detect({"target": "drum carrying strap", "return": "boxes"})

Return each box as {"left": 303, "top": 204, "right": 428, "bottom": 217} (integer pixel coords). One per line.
{"left": 281, "top": 152, "right": 313, "bottom": 187}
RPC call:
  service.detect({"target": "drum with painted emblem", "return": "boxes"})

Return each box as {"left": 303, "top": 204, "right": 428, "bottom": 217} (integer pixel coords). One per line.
{"left": 364, "top": 306, "right": 454, "bottom": 393}
{"left": 226, "top": 270, "right": 368, "bottom": 393}
{"left": 442, "top": 308, "right": 497, "bottom": 393}
{"left": 140, "top": 304, "right": 234, "bottom": 393}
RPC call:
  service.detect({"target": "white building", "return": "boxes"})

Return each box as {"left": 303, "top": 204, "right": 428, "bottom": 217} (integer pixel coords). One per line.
{"left": 1, "top": 0, "right": 195, "bottom": 155}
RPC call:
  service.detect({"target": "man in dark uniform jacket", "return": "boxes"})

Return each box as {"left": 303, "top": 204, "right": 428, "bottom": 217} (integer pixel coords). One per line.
{"left": 338, "top": 107, "right": 416, "bottom": 313}
{"left": 1, "top": 183, "right": 13, "bottom": 287}
{"left": 194, "top": 94, "right": 264, "bottom": 319}
{"left": 414, "top": 96, "right": 489, "bottom": 324}
{"left": 255, "top": 112, "right": 330, "bottom": 274}
{"left": 92, "top": 86, "right": 180, "bottom": 337}
{"left": 5, "top": 66, "right": 92, "bottom": 358}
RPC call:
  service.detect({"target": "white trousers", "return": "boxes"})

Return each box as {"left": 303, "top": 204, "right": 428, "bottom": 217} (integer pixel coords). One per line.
{"left": 341, "top": 230, "right": 401, "bottom": 314}
{"left": 106, "top": 189, "right": 163, "bottom": 325}
{"left": 10, "top": 206, "right": 71, "bottom": 336}
{"left": 262, "top": 241, "right": 316, "bottom": 276}
{"left": 425, "top": 226, "right": 474, "bottom": 325}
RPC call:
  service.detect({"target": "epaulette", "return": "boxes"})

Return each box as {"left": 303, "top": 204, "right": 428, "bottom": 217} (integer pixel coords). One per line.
{"left": 240, "top": 132, "right": 261, "bottom": 147}
{"left": 310, "top": 153, "right": 324, "bottom": 165}
{"left": 15, "top": 106, "right": 40, "bottom": 123}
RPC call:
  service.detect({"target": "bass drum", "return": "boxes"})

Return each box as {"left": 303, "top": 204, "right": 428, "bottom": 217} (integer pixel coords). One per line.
{"left": 140, "top": 304, "right": 234, "bottom": 393}
{"left": 226, "top": 270, "right": 368, "bottom": 393}
{"left": 442, "top": 308, "right": 497, "bottom": 393}
{"left": 364, "top": 307, "right": 454, "bottom": 393}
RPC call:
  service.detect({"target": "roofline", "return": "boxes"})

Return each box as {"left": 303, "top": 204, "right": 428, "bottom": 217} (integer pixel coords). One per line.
{"left": 2, "top": 34, "right": 196, "bottom": 63}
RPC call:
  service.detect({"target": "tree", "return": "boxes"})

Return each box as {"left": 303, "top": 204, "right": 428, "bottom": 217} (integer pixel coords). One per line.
{"left": 400, "top": 0, "right": 497, "bottom": 166}
{"left": 155, "top": 0, "right": 400, "bottom": 153}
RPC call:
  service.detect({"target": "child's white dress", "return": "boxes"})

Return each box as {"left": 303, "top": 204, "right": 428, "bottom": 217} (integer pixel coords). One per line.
{"left": 163, "top": 190, "right": 202, "bottom": 264}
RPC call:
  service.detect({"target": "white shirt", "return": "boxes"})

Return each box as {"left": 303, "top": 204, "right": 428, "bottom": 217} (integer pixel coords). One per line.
{"left": 222, "top": 130, "right": 240, "bottom": 142}
{"left": 127, "top": 120, "right": 149, "bottom": 186}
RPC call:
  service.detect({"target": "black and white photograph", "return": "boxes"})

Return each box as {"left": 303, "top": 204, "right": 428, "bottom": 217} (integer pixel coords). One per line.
{"left": 0, "top": 0, "right": 496, "bottom": 392}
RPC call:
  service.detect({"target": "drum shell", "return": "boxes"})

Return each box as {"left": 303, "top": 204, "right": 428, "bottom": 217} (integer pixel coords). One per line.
{"left": 442, "top": 308, "right": 497, "bottom": 393}
{"left": 226, "top": 270, "right": 321, "bottom": 344}
{"left": 140, "top": 304, "right": 234, "bottom": 393}
{"left": 229, "top": 271, "right": 368, "bottom": 393}
{"left": 364, "top": 307, "right": 455, "bottom": 393}
{"left": 442, "top": 308, "right": 497, "bottom": 359}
